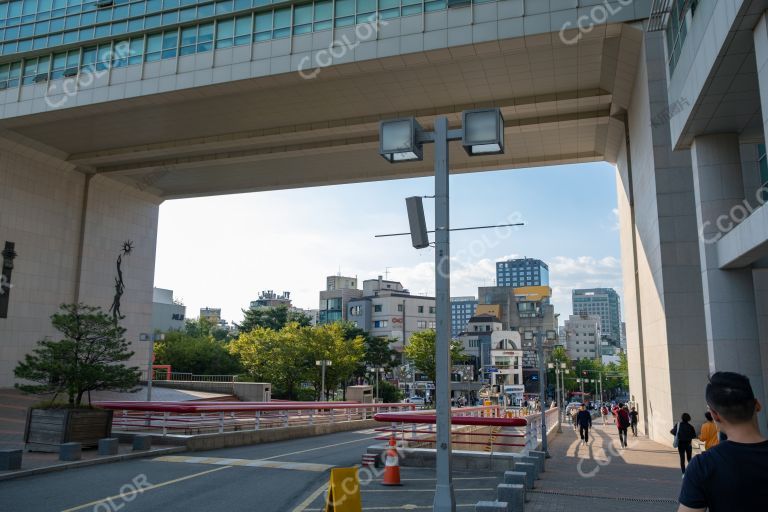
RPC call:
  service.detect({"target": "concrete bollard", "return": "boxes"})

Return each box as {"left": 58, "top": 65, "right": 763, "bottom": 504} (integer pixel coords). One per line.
{"left": 514, "top": 462, "right": 536, "bottom": 489}
{"left": 529, "top": 450, "right": 546, "bottom": 472}
{"left": 497, "top": 483, "right": 525, "bottom": 512}
{"left": 0, "top": 449, "right": 23, "bottom": 470}
{"left": 503, "top": 471, "right": 528, "bottom": 501}
{"left": 519, "top": 456, "right": 540, "bottom": 480}
{"left": 59, "top": 442, "right": 82, "bottom": 462}
{"left": 132, "top": 435, "right": 152, "bottom": 451}
{"left": 475, "top": 501, "right": 508, "bottom": 512}
{"left": 98, "top": 438, "right": 120, "bottom": 456}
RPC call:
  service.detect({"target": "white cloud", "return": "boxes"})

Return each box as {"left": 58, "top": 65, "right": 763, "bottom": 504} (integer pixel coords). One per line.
{"left": 548, "top": 256, "right": 624, "bottom": 321}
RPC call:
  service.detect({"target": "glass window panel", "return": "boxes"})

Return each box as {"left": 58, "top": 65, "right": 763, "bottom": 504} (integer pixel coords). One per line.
{"left": 49, "top": 18, "right": 65, "bottom": 31}
{"left": 64, "top": 14, "right": 81, "bottom": 29}
{"left": 162, "top": 29, "right": 177, "bottom": 49}
{"left": 334, "top": 16, "right": 353, "bottom": 27}
{"left": 357, "top": 0, "right": 375, "bottom": 13}
{"left": 161, "top": 11, "right": 178, "bottom": 24}
{"left": 146, "top": 0, "right": 162, "bottom": 13}
{"left": 2, "top": 43, "right": 19, "bottom": 56}
{"left": 234, "top": 0, "right": 249, "bottom": 11}
{"left": 113, "top": 39, "right": 129, "bottom": 66}
{"left": 253, "top": 30, "right": 270, "bottom": 41}
{"left": 9, "top": 2, "right": 23, "bottom": 18}
{"left": 113, "top": 5, "right": 128, "bottom": 18}
{"left": 179, "top": 43, "right": 195, "bottom": 55}
{"left": 5, "top": 27, "right": 20, "bottom": 39}
{"left": 198, "top": 21, "right": 213, "bottom": 42}
{"left": 94, "top": 23, "right": 109, "bottom": 36}
{"left": 180, "top": 0, "right": 196, "bottom": 5}
{"left": 23, "top": 0, "right": 38, "bottom": 16}
{"left": 234, "top": 15, "right": 250, "bottom": 36}
{"left": 80, "top": 11, "right": 95, "bottom": 24}
{"left": 62, "top": 29, "right": 77, "bottom": 42}
{"left": 66, "top": 50, "right": 80, "bottom": 67}
{"left": 401, "top": 0, "right": 420, "bottom": 5}
{"left": 144, "top": 14, "right": 161, "bottom": 28}
{"left": 215, "top": 0, "right": 233, "bottom": 15}
{"left": 19, "top": 23, "right": 34, "bottom": 37}
{"left": 314, "top": 0, "right": 332, "bottom": 21}
{"left": 336, "top": 0, "right": 354, "bottom": 17}
{"left": 34, "top": 21, "right": 50, "bottom": 35}
{"left": 216, "top": 18, "right": 233, "bottom": 47}
{"left": 424, "top": 0, "right": 445, "bottom": 11}
{"left": 197, "top": 3, "right": 213, "bottom": 17}
{"left": 401, "top": 3, "right": 421, "bottom": 15}
{"left": 48, "top": 31, "right": 63, "bottom": 45}
{"left": 37, "top": 10, "right": 52, "bottom": 20}
{"left": 179, "top": 6, "right": 196, "bottom": 21}
{"left": 128, "top": 3, "right": 144, "bottom": 16}
{"left": 32, "top": 35, "right": 47, "bottom": 49}
{"left": 95, "top": 8, "right": 111, "bottom": 23}
{"left": 181, "top": 25, "right": 196, "bottom": 45}
{"left": 313, "top": 19, "right": 331, "bottom": 31}
{"left": 128, "top": 18, "right": 143, "bottom": 31}
{"left": 252, "top": 0, "right": 268, "bottom": 6}
{"left": 273, "top": 7, "right": 290, "bottom": 28}
{"left": 146, "top": 33, "right": 162, "bottom": 51}
{"left": 294, "top": 23, "right": 310, "bottom": 34}
{"left": 81, "top": 45, "right": 97, "bottom": 65}
{"left": 164, "top": 0, "right": 180, "bottom": 8}
{"left": 254, "top": 11, "right": 271, "bottom": 32}
{"left": 77, "top": 25, "right": 93, "bottom": 39}
{"left": 294, "top": 4, "right": 311, "bottom": 25}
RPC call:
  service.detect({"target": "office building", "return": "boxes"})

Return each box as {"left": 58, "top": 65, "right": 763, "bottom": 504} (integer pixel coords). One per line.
{"left": 564, "top": 314, "right": 602, "bottom": 361}
{"left": 250, "top": 290, "right": 292, "bottom": 309}
{"left": 450, "top": 296, "right": 477, "bottom": 338}
{"left": 199, "top": 307, "right": 221, "bottom": 324}
{"left": 318, "top": 275, "right": 362, "bottom": 324}
{"left": 572, "top": 288, "right": 621, "bottom": 345}
{"left": 495, "top": 258, "right": 549, "bottom": 288}
{"left": 151, "top": 287, "right": 185, "bottom": 332}
{"left": 347, "top": 277, "right": 434, "bottom": 352}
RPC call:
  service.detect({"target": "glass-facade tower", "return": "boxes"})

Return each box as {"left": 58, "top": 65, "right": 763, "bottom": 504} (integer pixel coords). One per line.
{"left": 572, "top": 288, "right": 621, "bottom": 345}
{"left": 495, "top": 257, "right": 549, "bottom": 288}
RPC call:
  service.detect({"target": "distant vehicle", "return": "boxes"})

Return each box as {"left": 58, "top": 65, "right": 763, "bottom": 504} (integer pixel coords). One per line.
{"left": 564, "top": 402, "right": 583, "bottom": 416}
{"left": 406, "top": 396, "right": 425, "bottom": 405}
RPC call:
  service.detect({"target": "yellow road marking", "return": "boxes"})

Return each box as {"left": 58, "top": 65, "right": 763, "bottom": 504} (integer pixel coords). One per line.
{"left": 154, "top": 455, "right": 332, "bottom": 472}
{"left": 291, "top": 482, "right": 328, "bottom": 512}
{"left": 60, "top": 466, "right": 231, "bottom": 512}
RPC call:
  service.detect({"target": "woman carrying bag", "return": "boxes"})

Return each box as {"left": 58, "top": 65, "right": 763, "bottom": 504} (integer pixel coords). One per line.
{"left": 671, "top": 412, "right": 697, "bottom": 475}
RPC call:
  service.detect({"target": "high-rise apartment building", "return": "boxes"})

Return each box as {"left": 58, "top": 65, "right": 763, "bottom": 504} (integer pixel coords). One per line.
{"left": 564, "top": 314, "right": 601, "bottom": 361}
{"left": 450, "top": 296, "right": 477, "bottom": 338}
{"left": 572, "top": 288, "right": 621, "bottom": 345}
{"left": 495, "top": 258, "right": 549, "bottom": 288}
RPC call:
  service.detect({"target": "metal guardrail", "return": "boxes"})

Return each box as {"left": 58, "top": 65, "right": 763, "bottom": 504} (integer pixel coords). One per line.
{"left": 372, "top": 406, "right": 531, "bottom": 454}
{"left": 94, "top": 401, "right": 416, "bottom": 436}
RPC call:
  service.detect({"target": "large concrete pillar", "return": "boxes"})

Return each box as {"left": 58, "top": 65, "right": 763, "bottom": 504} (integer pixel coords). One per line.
{"left": 690, "top": 134, "right": 767, "bottom": 432}
{"left": 616, "top": 29, "right": 709, "bottom": 444}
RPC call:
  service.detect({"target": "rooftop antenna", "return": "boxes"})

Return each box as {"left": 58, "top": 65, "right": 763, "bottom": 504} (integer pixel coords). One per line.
{"left": 385, "top": 267, "right": 391, "bottom": 280}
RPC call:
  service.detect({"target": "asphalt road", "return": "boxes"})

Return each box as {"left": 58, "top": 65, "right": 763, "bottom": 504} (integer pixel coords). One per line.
{"left": 0, "top": 428, "right": 386, "bottom": 512}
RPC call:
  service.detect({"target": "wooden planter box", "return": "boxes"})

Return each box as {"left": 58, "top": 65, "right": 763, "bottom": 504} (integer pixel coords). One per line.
{"left": 24, "top": 408, "right": 114, "bottom": 452}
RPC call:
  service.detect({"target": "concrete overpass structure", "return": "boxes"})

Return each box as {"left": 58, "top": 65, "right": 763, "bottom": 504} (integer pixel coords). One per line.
{"left": 1, "top": 0, "right": 767, "bottom": 443}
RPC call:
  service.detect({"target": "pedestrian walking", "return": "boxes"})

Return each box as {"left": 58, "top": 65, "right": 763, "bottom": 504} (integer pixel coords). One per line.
{"left": 575, "top": 404, "right": 592, "bottom": 444}
{"left": 629, "top": 407, "right": 639, "bottom": 436}
{"left": 697, "top": 411, "right": 719, "bottom": 451}
{"left": 615, "top": 403, "right": 630, "bottom": 448}
{"left": 670, "top": 412, "right": 696, "bottom": 475}
{"left": 678, "top": 371, "right": 768, "bottom": 511}
{"left": 601, "top": 405, "right": 609, "bottom": 425}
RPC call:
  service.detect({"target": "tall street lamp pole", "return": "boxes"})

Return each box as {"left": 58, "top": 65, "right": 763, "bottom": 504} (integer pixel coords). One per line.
{"left": 380, "top": 109, "right": 505, "bottom": 512}
{"left": 316, "top": 360, "right": 332, "bottom": 400}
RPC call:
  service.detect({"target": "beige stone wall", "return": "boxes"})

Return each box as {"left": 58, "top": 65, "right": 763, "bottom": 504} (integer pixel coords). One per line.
{"left": 0, "top": 139, "right": 161, "bottom": 387}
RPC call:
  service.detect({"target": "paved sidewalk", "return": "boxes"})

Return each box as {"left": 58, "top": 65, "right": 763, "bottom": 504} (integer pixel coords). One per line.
{"left": 527, "top": 422, "right": 683, "bottom": 511}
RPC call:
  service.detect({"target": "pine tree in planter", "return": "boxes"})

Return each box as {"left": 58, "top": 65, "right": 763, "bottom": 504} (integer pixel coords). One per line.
{"left": 15, "top": 303, "right": 140, "bottom": 451}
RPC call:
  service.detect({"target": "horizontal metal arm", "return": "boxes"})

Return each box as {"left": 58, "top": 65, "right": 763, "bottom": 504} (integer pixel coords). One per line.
{"left": 375, "top": 222, "right": 525, "bottom": 238}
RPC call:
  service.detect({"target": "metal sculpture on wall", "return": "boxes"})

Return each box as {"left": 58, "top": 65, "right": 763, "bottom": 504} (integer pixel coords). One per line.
{"left": 0, "top": 241, "right": 17, "bottom": 319}
{"left": 109, "top": 241, "right": 133, "bottom": 324}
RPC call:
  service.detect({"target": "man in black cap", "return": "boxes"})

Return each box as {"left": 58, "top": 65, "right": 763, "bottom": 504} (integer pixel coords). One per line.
{"left": 678, "top": 371, "right": 768, "bottom": 511}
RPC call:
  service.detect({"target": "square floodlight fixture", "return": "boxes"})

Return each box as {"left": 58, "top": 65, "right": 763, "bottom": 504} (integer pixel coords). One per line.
{"left": 546, "top": 330, "right": 557, "bottom": 341}
{"left": 462, "top": 108, "right": 504, "bottom": 156}
{"left": 379, "top": 117, "right": 423, "bottom": 163}
{"left": 523, "top": 331, "right": 534, "bottom": 341}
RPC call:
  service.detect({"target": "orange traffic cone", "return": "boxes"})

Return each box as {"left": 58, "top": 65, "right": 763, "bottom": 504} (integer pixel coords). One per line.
{"left": 381, "top": 435, "right": 402, "bottom": 486}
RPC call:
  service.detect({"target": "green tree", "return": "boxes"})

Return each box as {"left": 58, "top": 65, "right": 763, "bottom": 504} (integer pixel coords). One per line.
{"left": 364, "top": 336, "right": 398, "bottom": 369}
{"left": 228, "top": 323, "right": 312, "bottom": 399}
{"left": 378, "top": 381, "right": 403, "bottom": 403}
{"left": 306, "top": 323, "right": 366, "bottom": 400}
{"left": 237, "top": 304, "right": 311, "bottom": 333}
{"left": 154, "top": 332, "right": 242, "bottom": 375}
{"left": 403, "top": 330, "right": 464, "bottom": 384}
{"left": 14, "top": 304, "right": 140, "bottom": 407}
{"left": 183, "top": 317, "right": 230, "bottom": 341}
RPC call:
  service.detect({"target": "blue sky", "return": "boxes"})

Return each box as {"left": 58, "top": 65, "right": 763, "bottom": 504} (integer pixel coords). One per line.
{"left": 154, "top": 162, "right": 623, "bottom": 325}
